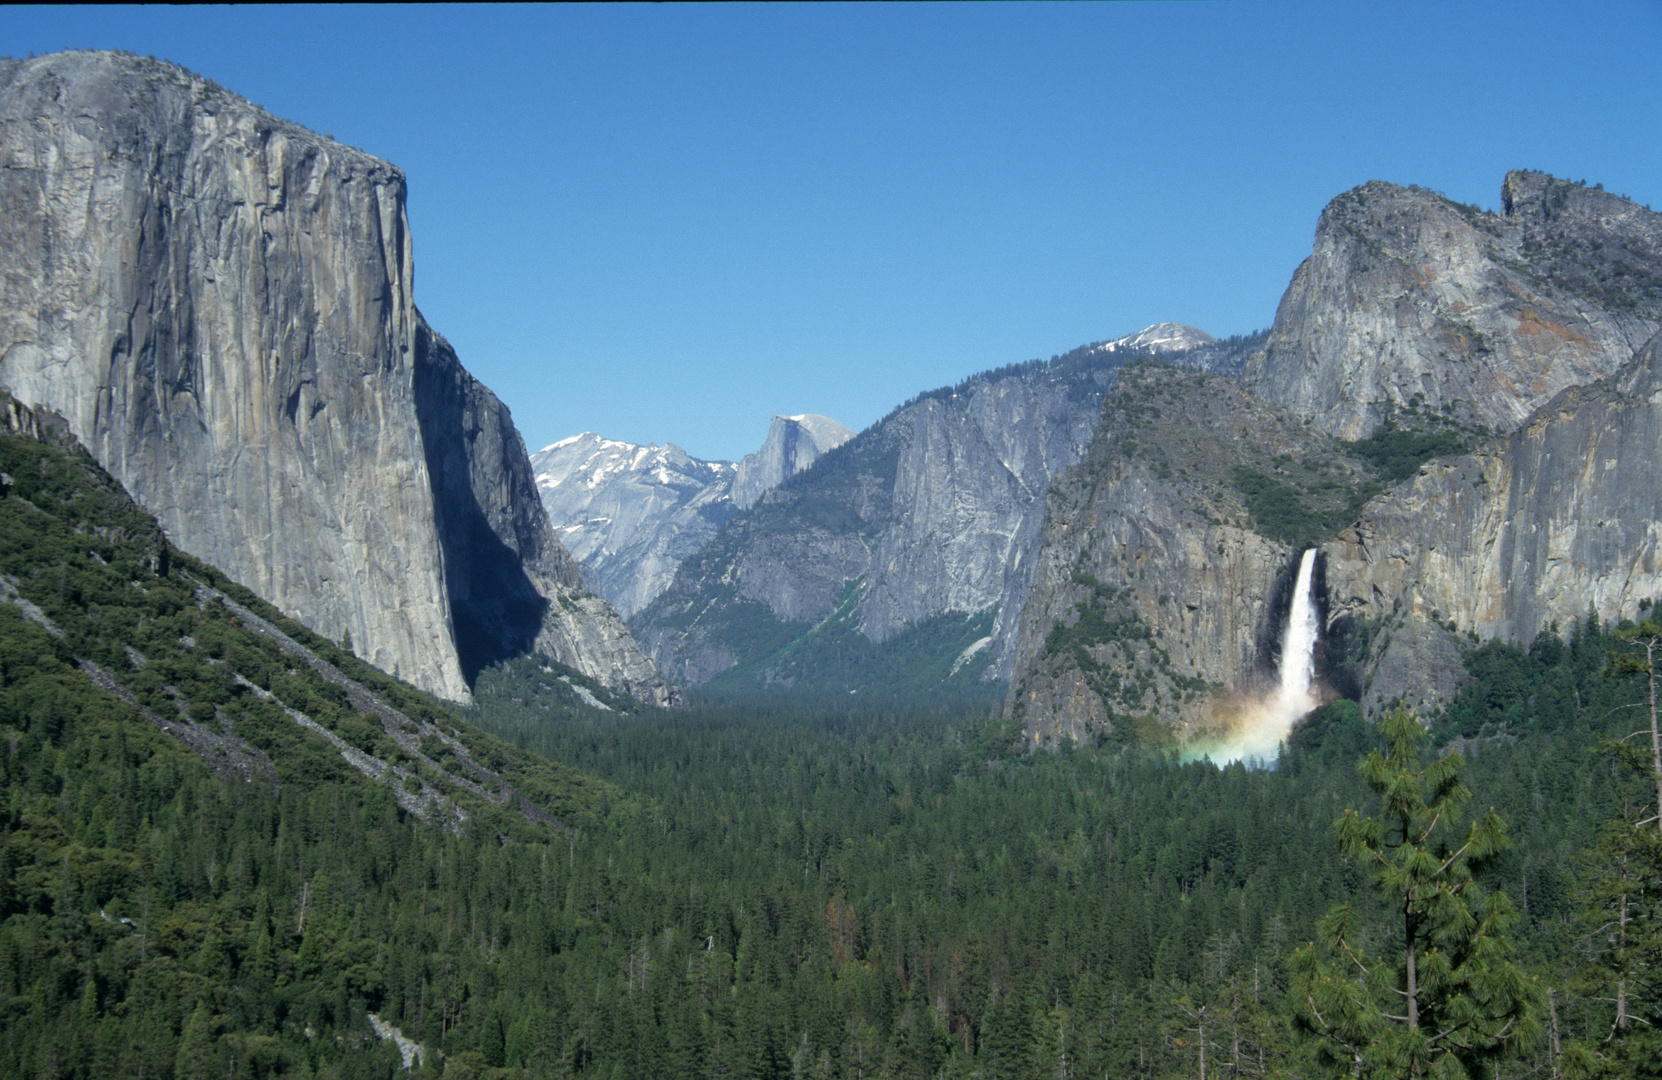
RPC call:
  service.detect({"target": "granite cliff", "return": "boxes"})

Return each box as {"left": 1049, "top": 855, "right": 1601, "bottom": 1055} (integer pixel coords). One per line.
{"left": 1003, "top": 362, "right": 1384, "bottom": 746}
{"left": 0, "top": 51, "right": 671, "bottom": 705}
{"left": 632, "top": 328, "right": 1261, "bottom": 695}
{"left": 731, "top": 414, "right": 854, "bottom": 510}
{"left": 1012, "top": 173, "right": 1662, "bottom": 744}
{"left": 1242, "top": 172, "right": 1662, "bottom": 439}
{"left": 532, "top": 414, "right": 851, "bottom": 620}
{"left": 1323, "top": 329, "right": 1662, "bottom": 717}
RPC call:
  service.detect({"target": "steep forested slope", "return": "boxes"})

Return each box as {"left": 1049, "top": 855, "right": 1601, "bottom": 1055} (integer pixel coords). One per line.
{"left": 0, "top": 409, "right": 637, "bottom": 1078}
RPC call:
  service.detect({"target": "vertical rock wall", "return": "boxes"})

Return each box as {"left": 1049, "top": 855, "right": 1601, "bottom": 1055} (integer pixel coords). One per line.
{"left": 0, "top": 51, "right": 670, "bottom": 704}
{"left": 1324, "top": 332, "right": 1662, "bottom": 715}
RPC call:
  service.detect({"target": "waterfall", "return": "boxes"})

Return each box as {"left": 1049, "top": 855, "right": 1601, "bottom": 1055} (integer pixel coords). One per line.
{"left": 1274, "top": 547, "right": 1321, "bottom": 722}
{"left": 1201, "top": 547, "right": 1321, "bottom": 766}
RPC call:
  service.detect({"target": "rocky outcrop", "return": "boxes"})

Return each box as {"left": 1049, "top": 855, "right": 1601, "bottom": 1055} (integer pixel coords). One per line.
{"left": 633, "top": 329, "right": 1262, "bottom": 691}
{"left": 1323, "top": 331, "right": 1662, "bottom": 716}
{"left": 1004, "top": 363, "right": 1381, "bottom": 745}
{"left": 1242, "top": 173, "right": 1662, "bottom": 439}
{"left": 730, "top": 414, "right": 853, "bottom": 510}
{"left": 0, "top": 51, "right": 670, "bottom": 704}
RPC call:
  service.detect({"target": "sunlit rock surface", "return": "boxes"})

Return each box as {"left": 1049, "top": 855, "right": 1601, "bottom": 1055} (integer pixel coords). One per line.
{"left": 1243, "top": 172, "right": 1662, "bottom": 439}
{"left": 0, "top": 51, "right": 671, "bottom": 704}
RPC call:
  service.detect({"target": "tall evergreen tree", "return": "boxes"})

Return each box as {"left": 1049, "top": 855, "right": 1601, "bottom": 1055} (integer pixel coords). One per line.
{"left": 1291, "top": 708, "right": 1542, "bottom": 1078}
{"left": 1567, "top": 619, "right": 1662, "bottom": 1078}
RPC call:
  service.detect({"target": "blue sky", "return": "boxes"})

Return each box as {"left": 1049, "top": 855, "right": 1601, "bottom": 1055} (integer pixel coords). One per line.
{"left": 10, "top": 2, "right": 1661, "bottom": 462}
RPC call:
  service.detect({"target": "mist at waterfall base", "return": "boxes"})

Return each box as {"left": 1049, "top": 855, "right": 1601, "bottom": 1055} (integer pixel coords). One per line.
{"left": 1187, "top": 549, "right": 1323, "bottom": 768}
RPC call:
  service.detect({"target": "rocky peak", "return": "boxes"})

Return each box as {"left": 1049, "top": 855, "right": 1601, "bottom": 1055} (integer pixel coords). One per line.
{"left": 1242, "top": 172, "right": 1662, "bottom": 440}
{"left": 1097, "top": 323, "right": 1218, "bottom": 356}
{"left": 731, "top": 414, "right": 855, "bottom": 510}
{"left": 531, "top": 433, "right": 739, "bottom": 619}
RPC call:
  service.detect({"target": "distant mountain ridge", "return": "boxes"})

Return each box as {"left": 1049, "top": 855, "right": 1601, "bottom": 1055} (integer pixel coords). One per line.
{"left": 629, "top": 325, "right": 1263, "bottom": 697}
{"left": 532, "top": 414, "right": 852, "bottom": 618}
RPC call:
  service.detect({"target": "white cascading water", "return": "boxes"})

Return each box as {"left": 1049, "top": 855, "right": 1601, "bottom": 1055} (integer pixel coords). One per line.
{"left": 1273, "top": 547, "right": 1321, "bottom": 724}
{"left": 1208, "top": 547, "right": 1321, "bottom": 765}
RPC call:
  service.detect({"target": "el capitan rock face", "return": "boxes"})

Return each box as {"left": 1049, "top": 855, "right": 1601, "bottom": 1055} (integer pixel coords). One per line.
{"left": 0, "top": 51, "right": 671, "bottom": 704}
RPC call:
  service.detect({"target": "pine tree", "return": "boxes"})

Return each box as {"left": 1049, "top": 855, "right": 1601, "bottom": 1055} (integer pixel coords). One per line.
{"left": 1571, "top": 816, "right": 1662, "bottom": 1077}
{"left": 1608, "top": 618, "right": 1662, "bottom": 836}
{"left": 1566, "top": 620, "right": 1662, "bottom": 1077}
{"left": 1290, "top": 707, "right": 1543, "bottom": 1078}
{"left": 175, "top": 999, "right": 223, "bottom": 1080}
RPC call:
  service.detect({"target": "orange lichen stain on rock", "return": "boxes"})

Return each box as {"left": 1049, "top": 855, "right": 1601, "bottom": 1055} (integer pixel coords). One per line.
{"left": 1513, "top": 307, "right": 1592, "bottom": 348}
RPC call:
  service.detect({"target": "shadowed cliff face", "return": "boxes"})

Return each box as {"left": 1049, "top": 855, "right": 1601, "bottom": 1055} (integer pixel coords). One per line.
{"left": 0, "top": 51, "right": 671, "bottom": 704}
{"left": 412, "top": 322, "right": 552, "bottom": 682}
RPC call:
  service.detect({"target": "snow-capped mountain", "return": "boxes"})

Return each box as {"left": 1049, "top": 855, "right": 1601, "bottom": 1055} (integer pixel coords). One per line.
{"left": 532, "top": 415, "right": 852, "bottom": 618}
{"left": 1095, "top": 321, "right": 1217, "bottom": 356}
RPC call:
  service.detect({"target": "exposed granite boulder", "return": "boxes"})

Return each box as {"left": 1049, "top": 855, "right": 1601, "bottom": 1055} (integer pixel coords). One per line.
{"left": 0, "top": 51, "right": 671, "bottom": 704}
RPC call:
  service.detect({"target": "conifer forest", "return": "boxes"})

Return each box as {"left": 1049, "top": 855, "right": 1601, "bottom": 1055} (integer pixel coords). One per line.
{"left": 2, "top": 424, "right": 1660, "bottom": 1080}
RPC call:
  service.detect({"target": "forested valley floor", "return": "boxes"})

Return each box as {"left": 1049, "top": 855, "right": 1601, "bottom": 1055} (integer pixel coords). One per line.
{"left": 2, "top": 422, "right": 1659, "bottom": 1079}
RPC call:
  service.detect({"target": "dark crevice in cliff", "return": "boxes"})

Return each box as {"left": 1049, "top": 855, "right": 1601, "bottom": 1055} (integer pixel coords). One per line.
{"left": 412, "top": 319, "right": 548, "bottom": 686}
